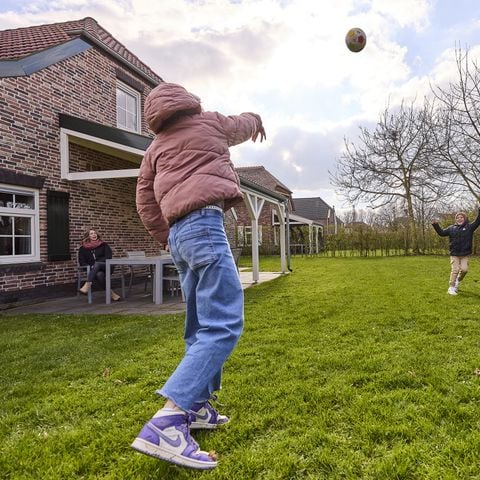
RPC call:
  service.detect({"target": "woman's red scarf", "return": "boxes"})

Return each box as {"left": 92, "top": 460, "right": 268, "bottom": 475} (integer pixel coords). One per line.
{"left": 82, "top": 239, "right": 104, "bottom": 250}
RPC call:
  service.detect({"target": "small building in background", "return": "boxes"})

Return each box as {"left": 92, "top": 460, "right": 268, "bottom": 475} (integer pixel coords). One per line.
{"left": 292, "top": 197, "right": 343, "bottom": 235}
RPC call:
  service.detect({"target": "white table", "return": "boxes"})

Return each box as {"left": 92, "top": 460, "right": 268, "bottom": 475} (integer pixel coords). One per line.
{"left": 105, "top": 255, "right": 176, "bottom": 305}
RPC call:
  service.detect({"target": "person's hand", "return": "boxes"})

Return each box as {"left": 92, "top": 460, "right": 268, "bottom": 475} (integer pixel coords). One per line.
{"left": 252, "top": 125, "right": 266, "bottom": 143}
{"left": 248, "top": 113, "right": 266, "bottom": 142}
{"left": 165, "top": 244, "right": 170, "bottom": 252}
{"left": 432, "top": 218, "right": 439, "bottom": 224}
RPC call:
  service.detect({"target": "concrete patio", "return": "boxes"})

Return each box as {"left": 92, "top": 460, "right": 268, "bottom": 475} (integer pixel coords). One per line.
{"left": 2, "top": 270, "right": 285, "bottom": 316}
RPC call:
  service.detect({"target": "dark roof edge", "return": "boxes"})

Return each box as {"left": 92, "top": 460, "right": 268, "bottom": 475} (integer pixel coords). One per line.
{"left": 239, "top": 176, "right": 289, "bottom": 202}
{"left": 59, "top": 113, "right": 153, "bottom": 151}
{"left": 0, "top": 167, "right": 45, "bottom": 189}
{"left": 0, "top": 38, "right": 91, "bottom": 78}
{"left": 73, "top": 29, "right": 163, "bottom": 87}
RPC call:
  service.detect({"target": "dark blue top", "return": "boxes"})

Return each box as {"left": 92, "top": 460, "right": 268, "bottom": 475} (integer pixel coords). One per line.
{"left": 432, "top": 209, "right": 480, "bottom": 256}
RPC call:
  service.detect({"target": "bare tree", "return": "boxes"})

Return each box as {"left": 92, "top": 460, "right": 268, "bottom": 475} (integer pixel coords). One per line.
{"left": 432, "top": 47, "right": 480, "bottom": 202}
{"left": 343, "top": 206, "right": 382, "bottom": 227}
{"left": 372, "top": 202, "right": 405, "bottom": 228}
{"left": 331, "top": 99, "right": 445, "bottom": 253}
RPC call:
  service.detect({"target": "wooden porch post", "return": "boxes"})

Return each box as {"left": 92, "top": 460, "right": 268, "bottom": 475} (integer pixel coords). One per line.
{"left": 244, "top": 192, "right": 265, "bottom": 283}
{"left": 273, "top": 203, "right": 287, "bottom": 273}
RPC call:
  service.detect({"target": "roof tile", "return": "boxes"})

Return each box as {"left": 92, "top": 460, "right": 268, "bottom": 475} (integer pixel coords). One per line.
{"left": 236, "top": 166, "right": 292, "bottom": 194}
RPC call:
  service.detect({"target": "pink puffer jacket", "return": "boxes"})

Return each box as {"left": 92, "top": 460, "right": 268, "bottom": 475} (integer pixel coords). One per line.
{"left": 136, "top": 83, "right": 263, "bottom": 244}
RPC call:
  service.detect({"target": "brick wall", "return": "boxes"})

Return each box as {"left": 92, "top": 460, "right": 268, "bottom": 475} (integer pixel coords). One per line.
{"left": 0, "top": 46, "right": 159, "bottom": 302}
{"left": 224, "top": 210, "right": 237, "bottom": 246}
{"left": 234, "top": 202, "right": 279, "bottom": 254}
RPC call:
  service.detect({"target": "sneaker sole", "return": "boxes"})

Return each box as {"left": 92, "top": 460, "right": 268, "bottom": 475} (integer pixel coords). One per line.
{"left": 131, "top": 438, "right": 217, "bottom": 470}
{"left": 190, "top": 419, "right": 229, "bottom": 430}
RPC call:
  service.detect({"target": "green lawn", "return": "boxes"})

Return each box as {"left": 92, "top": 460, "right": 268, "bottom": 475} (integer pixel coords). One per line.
{"left": 2, "top": 256, "right": 480, "bottom": 479}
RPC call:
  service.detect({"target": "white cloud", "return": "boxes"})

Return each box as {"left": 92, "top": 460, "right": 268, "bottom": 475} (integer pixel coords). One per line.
{"left": 371, "top": 0, "right": 433, "bottom": 31}
{"left": 1, "top": 0, "right": 478, "bottom": 204}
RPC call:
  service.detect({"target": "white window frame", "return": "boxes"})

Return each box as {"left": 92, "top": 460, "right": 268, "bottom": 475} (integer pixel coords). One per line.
{"left": 237, "top": 225, "right": 262, "bottom": 246}
{"left": 116, "top": 81, "right": 141, "bottom": 133}
{"left": 0, "top": 184, "right": 40, "bottom": 264}
{"left": 237, "top": 225, "right": 244, "bottom": 246}
{"left": 245, "top": 226, "right": 252, "bottom": 246}
{"left": 273, "top": 225, "right": 279, "bottom": 246}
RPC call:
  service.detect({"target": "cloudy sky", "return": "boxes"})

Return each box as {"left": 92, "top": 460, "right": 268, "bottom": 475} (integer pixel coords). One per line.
{"left": 2, "top": 0, "right": 480, "bottom": 212}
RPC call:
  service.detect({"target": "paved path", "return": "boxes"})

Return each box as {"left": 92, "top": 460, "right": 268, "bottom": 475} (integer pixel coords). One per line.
{"left": 2, "top": 270, "right": 285, "bottom": 316}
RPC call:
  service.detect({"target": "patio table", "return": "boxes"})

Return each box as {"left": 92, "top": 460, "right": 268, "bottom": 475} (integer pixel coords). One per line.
{"left": 105, "top": 255, "right": 176, "bottom": 305}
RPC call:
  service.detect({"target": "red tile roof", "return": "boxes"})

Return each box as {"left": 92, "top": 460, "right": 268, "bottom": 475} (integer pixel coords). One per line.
{"left": 0, "top": 17, "right": 162, "bottom": 84}
{"left": 237, "top": 166, "right": 292, "bottom": 195}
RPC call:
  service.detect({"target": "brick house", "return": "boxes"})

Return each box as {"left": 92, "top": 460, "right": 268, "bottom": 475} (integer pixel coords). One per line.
{"left": 0, "top": 17, "right": 167, "bottom": 305}
{"left": 0, "top": 18, "right": 288, "bottom": 305}
{"left": 234, "top": 166, "right": 324, "bottom": 254}
{"left": 235, "top": 166, "right": 293, "bottom": 254}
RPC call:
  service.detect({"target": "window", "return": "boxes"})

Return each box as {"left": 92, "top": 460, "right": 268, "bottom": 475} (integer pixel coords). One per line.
{"left": 237, "top": 226, "right": 244, "bottom": 246}
{"left": 273, "top": 225, "right": 279, "bottom": 246}
{"left": 0, "top": 185, "right": 40, "bottom": 263}
{"left": 116, "top": 81, "right": 141, "bottom": 133}
{"left": 237, "top": 225, "right": 262, "bottom": 246}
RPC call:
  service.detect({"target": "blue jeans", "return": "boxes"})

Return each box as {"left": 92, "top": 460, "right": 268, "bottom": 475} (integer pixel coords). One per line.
{"left": 87, "top": 261, "right": 106, "bottom": 288}
{"left": 158, "top": 208, "right": 244, "bottom": 411}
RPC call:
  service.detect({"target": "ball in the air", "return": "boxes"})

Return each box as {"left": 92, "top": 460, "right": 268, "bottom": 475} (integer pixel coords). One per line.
{"left": 345, "top": 27, "right": 367, "bottom": 53}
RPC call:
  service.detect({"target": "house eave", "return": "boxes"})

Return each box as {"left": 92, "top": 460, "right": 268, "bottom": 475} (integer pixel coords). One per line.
{"left": 239, "top": 177, "right": 289, "bottom": 204}
{"left": 71, "top": 29, "right": 163, "bottom": 87}
{"left": 58, "top": 115, "right": 291, "bottom": 218}
{"left": 59, "top": 113, "right": 152, "bottom": 180}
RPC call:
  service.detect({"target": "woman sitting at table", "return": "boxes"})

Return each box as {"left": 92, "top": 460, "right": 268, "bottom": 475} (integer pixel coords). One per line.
{"left": 78, "top": 228, "right": 121, "bottom": 301}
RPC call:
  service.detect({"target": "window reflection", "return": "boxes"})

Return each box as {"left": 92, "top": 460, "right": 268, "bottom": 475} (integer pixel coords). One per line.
{"left": 0, "top": 192, "right": 13, "bottom": 207}
{"left": 15, "top": 216, "right": 31, "bottom": 235}
{"left": 0, "top": 216, "right": 32, "bottom": 256}
{"left": 0, "top": 216, "right": 12, "bottom": 234}
{"left": 15, "top": 237, "right": 31, "bottom": 255}
{"left": 14, "top": 194, "right": 34, "bottom": 209}
{"left": 0, "top": 237, "right": 13, "bottom": 255}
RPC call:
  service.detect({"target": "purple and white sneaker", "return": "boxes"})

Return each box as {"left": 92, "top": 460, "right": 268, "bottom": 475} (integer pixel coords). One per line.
{"left": 131, "top": 410, "right": 217, "bottom": 470}
{"left": 189, "top": 401, "right": 229, "bottom": 430}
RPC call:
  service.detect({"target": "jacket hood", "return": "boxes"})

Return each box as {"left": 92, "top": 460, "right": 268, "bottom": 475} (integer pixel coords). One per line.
{"left": 145, "top": 82, "right": 202, "bottom": 133}
{"left": 455, "top": 212, "right": 469, "bottom": 225}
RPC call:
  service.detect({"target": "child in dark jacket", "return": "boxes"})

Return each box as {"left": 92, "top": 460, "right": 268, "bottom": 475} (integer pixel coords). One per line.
{"left": 432, "top": 208, "right": 480, "bottom": 295}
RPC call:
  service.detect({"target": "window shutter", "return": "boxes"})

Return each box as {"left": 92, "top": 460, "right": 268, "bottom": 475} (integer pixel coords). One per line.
{"left": 47, "top": 191, "right": 70, "bottom": 261}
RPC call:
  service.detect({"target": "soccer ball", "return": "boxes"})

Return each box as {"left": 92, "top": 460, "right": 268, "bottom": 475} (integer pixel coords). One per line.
{"left": 345, "top": 27, "right": 367, "bottom": 53}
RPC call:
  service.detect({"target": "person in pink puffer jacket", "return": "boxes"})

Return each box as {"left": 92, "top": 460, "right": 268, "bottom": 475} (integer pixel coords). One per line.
{"left": 132, "top": 82, "right": 265, "bottom": 470}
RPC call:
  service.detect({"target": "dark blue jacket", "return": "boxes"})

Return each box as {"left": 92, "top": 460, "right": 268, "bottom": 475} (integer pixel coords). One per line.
{"left": 78, "top": 242, "right": 112, "bottom": 266}
{"left": 432, "top": 209, "right": 480, "bottom": 256}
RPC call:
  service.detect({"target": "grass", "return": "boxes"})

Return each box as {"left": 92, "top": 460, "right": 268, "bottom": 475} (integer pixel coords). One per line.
{"left": 2, "top": 255, "right": 480, "bottom": 479}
